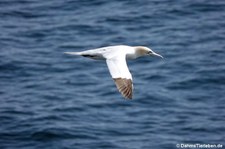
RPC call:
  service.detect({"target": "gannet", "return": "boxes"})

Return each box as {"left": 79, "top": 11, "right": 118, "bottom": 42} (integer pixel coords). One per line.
{"left": 65, "top": 45, "right": 163, "bottom": 99}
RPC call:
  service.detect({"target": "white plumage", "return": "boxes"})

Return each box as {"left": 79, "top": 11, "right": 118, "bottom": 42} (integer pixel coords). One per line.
{"left": 65, "top": 45, "right": 163, "bottom": 99}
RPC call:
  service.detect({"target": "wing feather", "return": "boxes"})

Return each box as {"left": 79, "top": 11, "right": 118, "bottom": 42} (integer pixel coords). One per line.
{"left": 113, "top": 78, "right": 133, "bottom": 99}
{"left": 106, "top": 56, "right": 133, "bottom": 99}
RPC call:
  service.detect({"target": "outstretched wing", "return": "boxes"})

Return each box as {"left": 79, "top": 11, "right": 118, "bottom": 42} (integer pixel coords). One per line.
{"left": 106, "top": 55, "right": 133, "bottom": 99}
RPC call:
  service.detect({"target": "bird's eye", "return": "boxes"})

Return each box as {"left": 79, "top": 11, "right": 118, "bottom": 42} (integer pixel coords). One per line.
{"left": 148, "top": 51, "right": 152, "bottom": 54}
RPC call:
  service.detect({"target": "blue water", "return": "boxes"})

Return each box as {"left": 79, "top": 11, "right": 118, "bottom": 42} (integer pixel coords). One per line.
{"left": 0, "top": 0, "right": 225, "bottom": 149}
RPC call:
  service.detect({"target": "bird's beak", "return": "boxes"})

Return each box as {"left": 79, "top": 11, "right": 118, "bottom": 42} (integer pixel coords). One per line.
{"left": 151, "top": 52, "right": 163, "bottom": 59}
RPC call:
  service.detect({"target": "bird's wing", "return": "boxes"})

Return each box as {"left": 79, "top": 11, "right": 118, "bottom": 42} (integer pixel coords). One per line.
{"left": 106, "top": 55, "right": 133, "bottom": 99}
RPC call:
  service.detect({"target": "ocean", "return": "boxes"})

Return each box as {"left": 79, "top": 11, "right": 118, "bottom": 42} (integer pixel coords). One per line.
{"left": 0, "top": 0, "right": 225, "bottom": 148}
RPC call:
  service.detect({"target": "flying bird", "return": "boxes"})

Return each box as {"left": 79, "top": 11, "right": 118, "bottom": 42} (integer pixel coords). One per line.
{"left": 65, "top": 45, "right": 163, "bottom": 99}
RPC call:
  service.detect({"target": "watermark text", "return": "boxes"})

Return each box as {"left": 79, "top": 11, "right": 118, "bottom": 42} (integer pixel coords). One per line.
{"left": 176, "top": 143, "right": 223, "bottom": 148}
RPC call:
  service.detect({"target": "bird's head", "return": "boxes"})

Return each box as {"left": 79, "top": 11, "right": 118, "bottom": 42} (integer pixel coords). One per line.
{"left": 134, "top": 46, "right": 163, "bottom": 59}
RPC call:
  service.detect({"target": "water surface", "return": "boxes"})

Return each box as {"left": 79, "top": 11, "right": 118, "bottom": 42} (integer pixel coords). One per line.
{"left": 0, "top": 0, "right": 225, "bottom": 148}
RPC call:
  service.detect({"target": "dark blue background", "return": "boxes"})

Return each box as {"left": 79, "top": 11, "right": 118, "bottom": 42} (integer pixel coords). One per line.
{"left": 0, "top": 0, "right": 225, "bottom": 148}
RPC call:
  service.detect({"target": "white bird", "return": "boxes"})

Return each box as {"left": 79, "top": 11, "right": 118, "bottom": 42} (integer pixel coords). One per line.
{"left": 65, "top": 45, "right": 163, "bottom": 99}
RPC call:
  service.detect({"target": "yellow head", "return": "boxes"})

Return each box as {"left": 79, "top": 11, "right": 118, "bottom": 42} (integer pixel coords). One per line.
{"left": 134, "top": 46, "right": 163, "bottom": 58}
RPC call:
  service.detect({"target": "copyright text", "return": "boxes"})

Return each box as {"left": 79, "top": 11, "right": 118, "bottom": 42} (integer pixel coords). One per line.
{"left": 176, "top": 143, "right": 223, "bottom": 148}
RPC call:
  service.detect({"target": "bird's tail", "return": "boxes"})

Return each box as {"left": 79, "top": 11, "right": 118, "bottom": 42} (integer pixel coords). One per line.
{"left": 64, "top": 52, "right": 82, "bottom": 55}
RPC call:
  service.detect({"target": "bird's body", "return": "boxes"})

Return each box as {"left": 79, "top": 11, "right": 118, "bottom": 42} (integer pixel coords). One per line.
{"left": 66, "top": 45, "right": 137, "bottom": 60}
{"left": 65, "top": 45, "right": 162, "bottom": 99}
